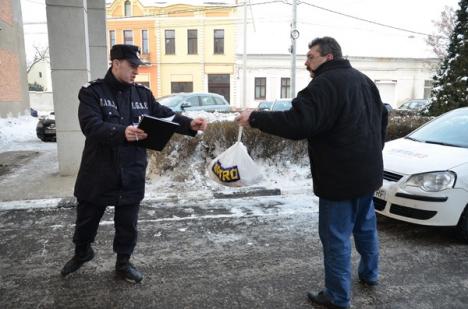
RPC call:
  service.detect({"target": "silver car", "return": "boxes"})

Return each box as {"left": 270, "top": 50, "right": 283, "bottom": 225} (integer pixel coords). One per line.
{"left": 158, "top": 92, "right": 230, "bottom": 112}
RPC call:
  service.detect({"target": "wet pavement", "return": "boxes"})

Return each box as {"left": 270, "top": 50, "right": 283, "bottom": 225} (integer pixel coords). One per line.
{"left": 1, "top": 195, "right": 468, "bottom": 309}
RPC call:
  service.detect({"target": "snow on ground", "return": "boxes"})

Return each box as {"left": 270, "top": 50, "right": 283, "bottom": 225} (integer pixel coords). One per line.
{"left": 0, "top": 114, "right": 54, "bottom": 152}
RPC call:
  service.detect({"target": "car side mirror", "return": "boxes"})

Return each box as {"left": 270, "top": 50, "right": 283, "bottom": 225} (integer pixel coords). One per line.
{"left": 181, "top": 102, "right": 192, "bottom": 109}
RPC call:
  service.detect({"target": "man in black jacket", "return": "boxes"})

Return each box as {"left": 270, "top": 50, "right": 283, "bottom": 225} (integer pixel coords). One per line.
{"left": 236, "top": 37, "right": 388, "bottom": 309}
{"left": 61, "top": 44, "right": 207, "bottom": 283}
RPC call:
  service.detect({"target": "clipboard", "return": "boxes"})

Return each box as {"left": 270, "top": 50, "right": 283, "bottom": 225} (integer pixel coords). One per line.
{"left": 136, "top": 115, "right": 180, "bottom": 151}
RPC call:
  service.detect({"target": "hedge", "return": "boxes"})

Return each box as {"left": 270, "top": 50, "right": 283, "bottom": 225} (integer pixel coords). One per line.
{"left": 147, "top": 111, "right": 433, "bottom": 176}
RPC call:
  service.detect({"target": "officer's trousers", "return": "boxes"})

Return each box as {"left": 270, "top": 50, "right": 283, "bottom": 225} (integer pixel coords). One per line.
{"left": 72, "top": 200, "right": 139, "bottom": 256}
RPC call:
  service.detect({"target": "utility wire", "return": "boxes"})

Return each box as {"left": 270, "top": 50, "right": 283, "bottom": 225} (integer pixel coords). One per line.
{"left": 298, "top": 0, "right": 430, "bottom": 37}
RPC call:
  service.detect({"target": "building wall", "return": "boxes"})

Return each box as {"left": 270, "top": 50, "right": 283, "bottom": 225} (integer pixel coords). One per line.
{"left": 0, "top": 0, "right": 29, "bottom": 117}
{"left": 158, "top": 13, "right": 236, "bottom": 98}
{"left": 234, "top": 54, "right": 438, "bottom": 108}
{"left": 106, "top": 0, "right": 236, "bottom": 101}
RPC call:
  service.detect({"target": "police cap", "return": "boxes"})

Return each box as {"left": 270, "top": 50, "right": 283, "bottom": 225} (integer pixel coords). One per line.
{"left": 110, "top": 44, "right": 147, "bottom": 66}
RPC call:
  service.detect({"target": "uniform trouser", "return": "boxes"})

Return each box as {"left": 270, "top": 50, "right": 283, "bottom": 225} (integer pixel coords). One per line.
{"left": 72, "top": 200, "right": 139, "bottom": 256}
{"left": 318, "top": 193, "right": 379, "bottom": 308}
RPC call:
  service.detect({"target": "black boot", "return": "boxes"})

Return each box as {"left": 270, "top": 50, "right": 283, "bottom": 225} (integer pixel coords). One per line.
{"left": 115, "top": 254, "right": 143, "bottom": 283}
{"left": 61, "top": 245, "right": 94, "bottom": 277}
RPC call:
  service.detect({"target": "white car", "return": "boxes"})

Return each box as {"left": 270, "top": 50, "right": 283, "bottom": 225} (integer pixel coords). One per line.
{"left": 374, "top": 107, "right": 468, "bottom": 242}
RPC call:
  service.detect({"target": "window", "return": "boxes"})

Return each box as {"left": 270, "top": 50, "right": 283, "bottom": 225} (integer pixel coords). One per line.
{"left": 424, "top": 80, "right": 433, "bottom": 99}
{"left": 141, "top": 30, "right": 149, "bottom": 54}
{"left": 109, "top": 30, "right": 115, "bottom": 47}
{"left": 208, "top": 74, "right": 230, "bottom": 102}
{"left": 124, "top": 0, "right": 131, "bottom": 17}
{"left": 39, "top": 72, "right": 42, "bottom": 78}
{"left": 171, "top": 82, "right": 193, "bottom": 93}
{"left": 200, "top": 95, "right": 216, "bottom": 106}
{"left": 186, "top": 96, "right": 200, "bottom": 107}
{"left": 255, "top": 77, "right": 266, "bottom": 100}
{"left": 165, "top": 30, "right": 175, "bottom": 54}
{"left": 123, "top": 30, "right": 133, "bottom": 45}
{"left": 214, "top": 29, "right": 224, "bottom": 54}
{"left": 280, "top": 77, "right": 290, "bottom": 98}
{"left": 187, "top": 29, "right": 198, "bottom": 54}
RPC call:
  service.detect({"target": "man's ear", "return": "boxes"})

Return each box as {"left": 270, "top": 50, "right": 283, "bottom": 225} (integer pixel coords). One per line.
{"left": 326, "top": 54, "right": 334, "bottom": 61}
{"left": 112, "top": 59, "right": 120, "bottom": 68}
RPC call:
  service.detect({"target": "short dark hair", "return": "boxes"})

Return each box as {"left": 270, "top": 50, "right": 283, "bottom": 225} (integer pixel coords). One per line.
{"left": 308, "top": 37, "right": 342, "bottom": 59}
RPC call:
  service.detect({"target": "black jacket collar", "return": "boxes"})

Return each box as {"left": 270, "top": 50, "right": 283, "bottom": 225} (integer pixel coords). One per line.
{"left": 313, "top": 59, "right": 351, "bottom": 77}
{"left": 104, "top": 68, "right": 132, "bottom": 92}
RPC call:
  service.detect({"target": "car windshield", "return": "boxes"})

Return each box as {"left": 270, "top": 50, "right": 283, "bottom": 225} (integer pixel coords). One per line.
{"left": 158, "top": 95, "right": 186, "bottom": 108}
{"left": 258, "top": 101, "right": 273, "bottom": 109}
{"left": 400, "top": 100, "right": 429, "bottom": 111}
{"left": 407, "top": 108, "right": 468, "bottom": 148}
{"left": 273, "top": 100, "right": 292, "bottom": 111}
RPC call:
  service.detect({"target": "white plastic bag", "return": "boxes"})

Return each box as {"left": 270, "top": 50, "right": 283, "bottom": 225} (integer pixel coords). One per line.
{"left": 208, "top": 128, "right": 263, "bottom": 187}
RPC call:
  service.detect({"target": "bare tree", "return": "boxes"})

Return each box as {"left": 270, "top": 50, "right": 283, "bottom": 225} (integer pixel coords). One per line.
{"left": 426, "top": 5, "right": 456, "bottom": 59}
{"left": 26, "top": 45, "right": 49, "bottom": 73}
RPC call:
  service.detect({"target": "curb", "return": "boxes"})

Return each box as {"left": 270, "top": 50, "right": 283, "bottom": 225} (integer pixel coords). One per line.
{"left": 0, "top": 187, "right": 284, "bottom": 211}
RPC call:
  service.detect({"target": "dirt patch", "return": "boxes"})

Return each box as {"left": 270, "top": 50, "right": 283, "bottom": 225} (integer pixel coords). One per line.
{"left": 0, "top": 151, "right": 40, "bottom": 177}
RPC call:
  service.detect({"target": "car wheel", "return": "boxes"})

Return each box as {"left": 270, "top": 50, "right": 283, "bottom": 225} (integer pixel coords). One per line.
{"left": 456, "top": 205, "right": 468, "bottom": 243}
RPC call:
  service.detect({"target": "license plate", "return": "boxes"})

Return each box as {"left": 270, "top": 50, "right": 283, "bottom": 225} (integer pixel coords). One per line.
{"left": 45, "top": 129, "right": 55, "bottom": 134}
{"left": 374, "top": 188, "right": 386, "bottom": 200}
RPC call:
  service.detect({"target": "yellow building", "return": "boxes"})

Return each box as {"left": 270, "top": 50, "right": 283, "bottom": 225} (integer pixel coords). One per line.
{"left": 106, "top": 0, "right": 236, "bottom": 102}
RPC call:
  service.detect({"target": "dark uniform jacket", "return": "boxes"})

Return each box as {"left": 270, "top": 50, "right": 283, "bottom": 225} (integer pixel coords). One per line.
{"left": 249, "top": 59, "right": 388, "bottom": 201}
{"left": 74, "top": 69, "right": 196, "bottom": 205}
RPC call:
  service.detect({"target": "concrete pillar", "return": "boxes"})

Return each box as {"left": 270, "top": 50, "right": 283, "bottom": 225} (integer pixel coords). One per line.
{"left": 46, "top": 0, "right": 90, "bottom": 175}
{"left": 87, "top": 0, "right": 108, "bottom": 80}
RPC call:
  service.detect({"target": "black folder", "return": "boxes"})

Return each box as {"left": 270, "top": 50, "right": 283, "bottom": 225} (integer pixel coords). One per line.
{"left": 136, "top": 115, "right": 180, "bottom": 151}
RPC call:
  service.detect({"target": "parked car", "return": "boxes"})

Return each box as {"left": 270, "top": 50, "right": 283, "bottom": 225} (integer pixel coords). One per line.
{"left": 374, "top": 107, "right": 468, "bottom": 241}
{"left": 257, "top": 100, "right": 274, "bottom": 111}
{"left": 36, "top": 112, "right": 56, "bottom": 142}
{"left": 257, "top": 99, "right": 293, "bottom": 111}
{"left": 397, "top": 99, "right": 430, "bottom": 113}
{"left": 158, "top": 92, "right": 230, "bottom": 113}
{"left": 383, "top": 103, "right": 393, "bottom": 112}
{"left": 271, "top": 99, "right": 292, "bottom": 111}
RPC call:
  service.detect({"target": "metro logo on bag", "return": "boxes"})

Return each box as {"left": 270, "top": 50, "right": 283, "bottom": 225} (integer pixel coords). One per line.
{"left": 211, "top": 160, "right": 240, "bottom": 183}
{"left": 207, "top": 141, "right": 262, "bottom": 187}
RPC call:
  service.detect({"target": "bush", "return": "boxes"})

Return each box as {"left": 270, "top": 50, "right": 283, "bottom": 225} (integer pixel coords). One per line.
{"left": 147, "top": 113, "right": 433, "bottom": 176}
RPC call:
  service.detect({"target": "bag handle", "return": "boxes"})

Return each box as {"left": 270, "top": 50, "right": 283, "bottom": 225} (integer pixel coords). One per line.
{"left": 237, "top": 126, "right": 243, "bottom": 142}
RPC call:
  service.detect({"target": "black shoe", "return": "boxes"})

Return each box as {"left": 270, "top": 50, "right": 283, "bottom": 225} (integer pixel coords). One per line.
{"left": 307, "top": 291, "right": 350, "bottom": 309}
{"left": 60, "top": 247, "right": 94, "bottom": 277}
{"left": 115, "top": 262, "right": 143, "bottom": 283}
{"left": 359, "top": 277, "right": 379, "bottom": 287}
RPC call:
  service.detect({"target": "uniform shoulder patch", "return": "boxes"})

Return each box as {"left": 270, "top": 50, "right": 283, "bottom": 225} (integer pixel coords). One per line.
{"left": 82, "top": 79, "right": 103, "bottom": 88}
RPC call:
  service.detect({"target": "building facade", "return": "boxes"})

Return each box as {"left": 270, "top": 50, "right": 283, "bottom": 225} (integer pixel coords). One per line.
{"left": 28, "top": 59, "right": 53, "bottom": 91}
{"left": 234, "top": 54, "right": 439, "bottom": 108}
{"left": 0, "top": 0, "right": 29, "bottom": 117}
{"left": 106, "top": 0, "right": 236, "bottom": 102}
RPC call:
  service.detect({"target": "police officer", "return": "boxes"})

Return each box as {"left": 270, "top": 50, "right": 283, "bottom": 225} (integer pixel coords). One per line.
{"left": 61, "top": 44, "right": 208, "bottom": 283}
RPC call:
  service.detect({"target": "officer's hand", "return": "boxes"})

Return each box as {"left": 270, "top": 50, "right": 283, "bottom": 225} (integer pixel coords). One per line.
{"left": 125, "top": 125, "right": 148, "bottom": 142}
{"left": 190, "top": 118, "right": 208, "bottom": 131}
{"left": 235, "top": 109, "right": 254, "bottom": 128}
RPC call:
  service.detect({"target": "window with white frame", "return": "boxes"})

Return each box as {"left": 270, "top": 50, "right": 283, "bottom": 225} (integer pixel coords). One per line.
{"left": 255, "top": 77, "right": 266, "bottom": 100}
{"left": 123, "top": 30, "right": 133, "bottom": 45}
{"left": 141, "top": 30, "right": 149, "bottom": 54}
{"left": 124, "top": 0, "right": 131, "bottom": 17}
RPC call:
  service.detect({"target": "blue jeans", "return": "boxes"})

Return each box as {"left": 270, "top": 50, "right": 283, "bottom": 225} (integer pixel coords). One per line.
{"left": 318, "top": 193, "right": 379, "bottom": 307}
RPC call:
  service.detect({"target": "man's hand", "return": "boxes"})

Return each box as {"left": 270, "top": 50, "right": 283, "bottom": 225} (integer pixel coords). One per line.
{"left": 190, "top": 117, "right": 208, "bottom": 131}
{"left": 235, "top": 109, "right": 254, "bottom": 127}
{"left": 125, "top": 125, "right": 148, "bottom": 142}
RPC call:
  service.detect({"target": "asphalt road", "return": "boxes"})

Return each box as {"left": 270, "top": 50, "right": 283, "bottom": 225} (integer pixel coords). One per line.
{"left": 1, "top": 195, "right": 468, "bottom": 309}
